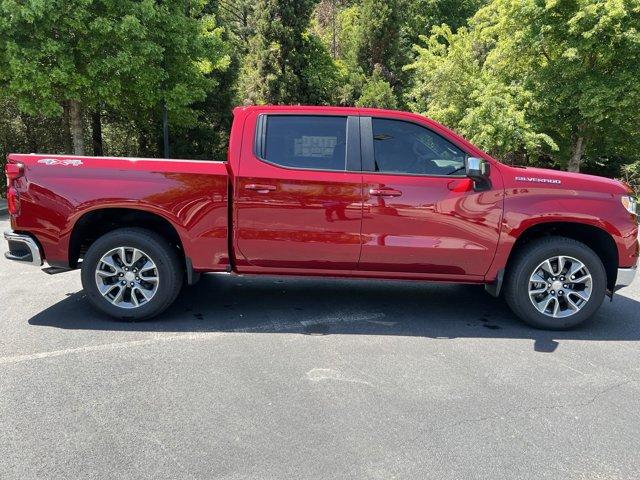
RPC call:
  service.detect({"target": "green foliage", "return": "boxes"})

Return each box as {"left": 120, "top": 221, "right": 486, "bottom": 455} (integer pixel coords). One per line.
{"left": 356, "top": 67, "right": 398, "bottom": 109}
{"left": 216, "top": 0, "right": 255, "bottom": 52}
{"left": 238, "top": 0, "right": 327, "bottom": 104}
{"left": 0, "top": 94, "right": 70, "bottom": 196}
{"left": 312, "top": 0, "right": 405, "bottom": 106}
{"left": 407, "top": 25, "right": 556, "bottom": 158}
{"left": 0, "top": 0, "right": 229, "bottom": 154}
{"left": 300, "top": 33, "right": 345, "bottom": 105}
{"left": 0, "top": 0, "right": 638, "bottom": 181}
{"left": 402, "top": 0, "right": 487, "bottom": 42}
{"left": 406, "top": 0, "right": 640, "bottom": 171}
{"left": 355, "top": 0, "right": 402, "bottom": 75}
{"left": 621, "top": 161, "right": 640, "bottom": 195}
{"left": 472, "top": 0, "right": 640, "bottom": 170}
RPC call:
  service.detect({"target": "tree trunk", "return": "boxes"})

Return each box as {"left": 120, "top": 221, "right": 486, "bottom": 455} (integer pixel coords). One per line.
{"left": 138, "top": 129, "right": 149, "bottom": 157}
{"left": 68, "top": 99, "right": 84, "bottom": 155}
{"left": 22, "top": 116, "right": 37, "bottom": 153}
{"left": 331, "top": 0, "right": 337, "bottom": 59}
{"left": 567, "top": 135, "right": 585, "bottom": 173}
{"left": 61, "top": 101, "right": 73, "bottom": 154}
{"left": 91, "top": 110, "right": 103, "bottom": 156}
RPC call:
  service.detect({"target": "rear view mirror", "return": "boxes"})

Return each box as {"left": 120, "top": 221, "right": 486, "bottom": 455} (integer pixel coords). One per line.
{"left": 465, "top": 157, "right": 491, "bottom": 190}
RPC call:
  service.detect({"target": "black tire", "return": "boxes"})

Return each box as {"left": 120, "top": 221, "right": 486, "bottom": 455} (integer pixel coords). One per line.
{"left": 81, "top": 228, "right": 183, "bottom": 321}
{"left": 504, "top": 237, "right": 607, "bottom": 330}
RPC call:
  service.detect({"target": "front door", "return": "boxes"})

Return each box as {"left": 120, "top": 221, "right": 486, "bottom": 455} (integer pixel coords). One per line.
{"left": 358, "top": 116, "right": 503, "bottom": 278}
{"left": 235, "top": 113, "right": 363, "bottom": 272}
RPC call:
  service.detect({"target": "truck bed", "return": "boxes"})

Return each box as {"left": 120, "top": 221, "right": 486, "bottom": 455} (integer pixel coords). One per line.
{"left": 7, "top": 154, "right": 230, "bottom": 271}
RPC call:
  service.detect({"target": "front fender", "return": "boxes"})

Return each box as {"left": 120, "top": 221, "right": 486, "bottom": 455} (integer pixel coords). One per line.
{"left": 485, "top": 187, "right": 637, "bottom": 281}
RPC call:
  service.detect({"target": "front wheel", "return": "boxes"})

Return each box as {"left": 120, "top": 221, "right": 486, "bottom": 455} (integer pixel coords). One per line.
{"left": 81, "top": 228, "right": 183, "bottom": 321}
{"left": 504, "top": 237, "right": 607, "bottom": 330}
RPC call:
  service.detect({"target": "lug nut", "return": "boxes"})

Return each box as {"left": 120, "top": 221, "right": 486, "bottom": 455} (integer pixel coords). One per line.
{"left": 550, "top": 290, "right": 555, "bottom": 295}
{"left": 552, "top": 277, "right": 557, "bottom": 281}
{"left": 130, "top": 282, "right": 135, "bottom": 287}
{"left": 559, "top": 290, "right": 564, "bottom": 295}
{"left": 564, "top": 284, "right": 568, "bottom": 288}
{"left": 560, "top": 277, "right": 565, "bottom": 281}
{"left": 135, "top": 277, "right": 140, "bottom": 281}
{"left": 118, "top": 273, "right": 123, "bottom": 277}
{"left": 124, "top": 267, "right": 129, "bottom": 271}
{"left": 121, "top": 281, "right": 126, "bottom": 286}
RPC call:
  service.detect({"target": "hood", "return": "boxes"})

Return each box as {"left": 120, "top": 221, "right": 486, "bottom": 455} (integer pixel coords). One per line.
{"left": 501, "top": 165, "right": 632, "bottom": 195}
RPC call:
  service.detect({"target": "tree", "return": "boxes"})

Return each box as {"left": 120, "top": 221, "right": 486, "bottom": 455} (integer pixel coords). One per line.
{"left": 401, "top": 0, "right": 487, "bottom": 45}
{"left": 407, "top": 25, "right": 556, "bottom": 160}
{"left": 216, "top": 0, "right": 256, "bottom": 52}
{"left": 356, "top": 67, "right": 398, "bottom": 109}
{"left": 239, "top": 0, "right": 327, "bottom": 104}
{"left": 313, "top": 0, "right": 351, "bottom": 58}
{"left": 472, "top": 0, "right": 640, "bottom": 171}
{"left": 406, "top": 0, "right": 640, "bottom": 172}
{"left": 0, "top": 0, "right": 229, "bottom": 155}
{"left": 312, "top": 0, "right": 404, "bottom": 106}
{"left": 354, "top": 0, "right": 401, "bottom": 77}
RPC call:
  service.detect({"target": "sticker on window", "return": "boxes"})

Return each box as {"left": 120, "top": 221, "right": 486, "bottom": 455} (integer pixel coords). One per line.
{"left": 294, "top": 136, "right": 337, "bottom": 158}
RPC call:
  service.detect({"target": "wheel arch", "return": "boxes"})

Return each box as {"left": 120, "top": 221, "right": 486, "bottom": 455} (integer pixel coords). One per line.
{"left": 68, "top": 207, "right": 186, "bottom": 270}
{"left": 506, "top": 221, "right": 618, "bottom": 291}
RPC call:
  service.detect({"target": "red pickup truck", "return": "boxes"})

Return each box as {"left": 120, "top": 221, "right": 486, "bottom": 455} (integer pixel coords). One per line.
{"left": 4, "top": 106, "right": 638, "bottom": 329}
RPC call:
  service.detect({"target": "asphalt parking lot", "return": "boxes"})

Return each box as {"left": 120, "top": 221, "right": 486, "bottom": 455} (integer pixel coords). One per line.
{"left": 1, "top": 214, "right": 640, "bottom": 480}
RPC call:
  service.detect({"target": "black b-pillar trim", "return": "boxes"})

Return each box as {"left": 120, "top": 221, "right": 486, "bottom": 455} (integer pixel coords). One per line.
{"left": 345, "top": 116, "right": 362, "bottom": 172}
{"left": 359, "top": 116, "right": 375, "bottom": 172}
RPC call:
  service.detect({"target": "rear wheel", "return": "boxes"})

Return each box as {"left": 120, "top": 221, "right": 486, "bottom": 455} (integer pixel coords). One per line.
{"left": 81, "top": 228, "right": 183, "bottom": 320}
{"left": 504, "top": 237, "right": 607, "bottom": 330}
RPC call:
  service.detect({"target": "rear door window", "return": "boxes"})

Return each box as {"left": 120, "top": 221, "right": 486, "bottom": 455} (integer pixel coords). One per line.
{"left": 261, "top": 115, "right": 348, "bottom": 171}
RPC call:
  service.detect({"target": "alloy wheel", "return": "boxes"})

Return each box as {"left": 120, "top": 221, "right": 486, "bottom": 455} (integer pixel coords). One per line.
{"left": 94, "top": 246, "right": 160, "bottom": 309}
{"left": 528, "top": 255, "right": 592, "bottom": 318}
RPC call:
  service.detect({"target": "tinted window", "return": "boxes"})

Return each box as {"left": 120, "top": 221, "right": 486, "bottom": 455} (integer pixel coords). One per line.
{"left": 372, "top": 118, "right": 466, "bottom": 175}
{"left": 263, "top": 115, "right": 347, "bottom": 170}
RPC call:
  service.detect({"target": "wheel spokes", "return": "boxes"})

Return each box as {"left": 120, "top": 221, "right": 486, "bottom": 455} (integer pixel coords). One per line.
{"left": 98, "top": 283, "right": 118, "bottom": 297}
{"left": 94, "top": 246, "right": 159, "bottom": 309}
{"left": 130, "top": 248, "right": 145, "bottom": 267}
{"left": 134, "top": 287, "right": 151, "bottom": 302}
{"left": 540, "top": 260, "right": 555, "bottom": 277}
{"left": 569, "top": 290, "right": 590, "bottom": 302}
{"left": 535, "top": 295, "right": 554, "bottom": 314}
{"left": 551, "top": 297, "right": 560, "bottom": 317}
{"left": 139, "top": 262, "right": 156, "bottom": 274}
{"left": 529, "top": 285, "right": 548, "bottom": 296}
{"left": 566, "top": 295, "right": 580, "bottom": 311}
{"left": 111, "top": 285, "right": 125, "bottom": 304}
{"left": 557, "top": 256, "right": 567, "bottom": 276}
{"left": 528, "top": 255, "right": 593, "bottom": 319}
{"left": 99, "top": 255, "right": 121, "bottom": 274}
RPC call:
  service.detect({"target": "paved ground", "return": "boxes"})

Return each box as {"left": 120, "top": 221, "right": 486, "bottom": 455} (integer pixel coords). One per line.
{"left": 1, "top": 214, "right": 640, "bottom": 480}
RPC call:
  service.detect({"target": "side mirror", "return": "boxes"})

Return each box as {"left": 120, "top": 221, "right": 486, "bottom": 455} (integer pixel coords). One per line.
{"left": 465, "top": 157, "right": 491, "bottom": 191}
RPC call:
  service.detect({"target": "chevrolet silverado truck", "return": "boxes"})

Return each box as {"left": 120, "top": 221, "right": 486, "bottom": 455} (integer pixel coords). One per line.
{"left": 4, "top": 106, "right": 639, "bottom": 329}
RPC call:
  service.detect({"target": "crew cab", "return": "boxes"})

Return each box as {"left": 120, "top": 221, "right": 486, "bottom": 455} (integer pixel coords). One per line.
{"left": 4, "top": 106, "right": 638, "bottom": 329}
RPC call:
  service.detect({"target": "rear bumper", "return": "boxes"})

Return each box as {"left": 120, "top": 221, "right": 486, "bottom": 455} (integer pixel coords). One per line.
{"left": 3, "top": 230, "right": 43, "bottom": 266}
{"left": 616, "top": 266, "right": 637, "bottom": 290}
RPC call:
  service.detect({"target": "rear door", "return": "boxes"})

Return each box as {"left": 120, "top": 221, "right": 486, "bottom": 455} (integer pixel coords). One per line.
{"left": 358, "top": 115, "right": 503, "bottom": 278}
{"left": 234, "top": 112, "right": 363, "bottom": 272}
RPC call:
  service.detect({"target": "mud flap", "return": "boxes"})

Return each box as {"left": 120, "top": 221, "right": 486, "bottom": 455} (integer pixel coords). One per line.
{"left": 484, "top": 269, "right": 505, "bottom": 298}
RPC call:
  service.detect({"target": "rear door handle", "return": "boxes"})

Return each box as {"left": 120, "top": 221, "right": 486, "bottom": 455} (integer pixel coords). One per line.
{"left": 369, "top": 188, "right": 402, "bottom": 197}
{"left": 245, "top": 184, "right": 276, "bottom": 193}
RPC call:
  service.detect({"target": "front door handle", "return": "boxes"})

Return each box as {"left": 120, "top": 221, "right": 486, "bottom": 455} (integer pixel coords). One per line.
{"left": 369, "top": 188, "right": 402, "bottom": 197}
{"left": 245, "top": 184, "right": 276, "bottom": 193}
